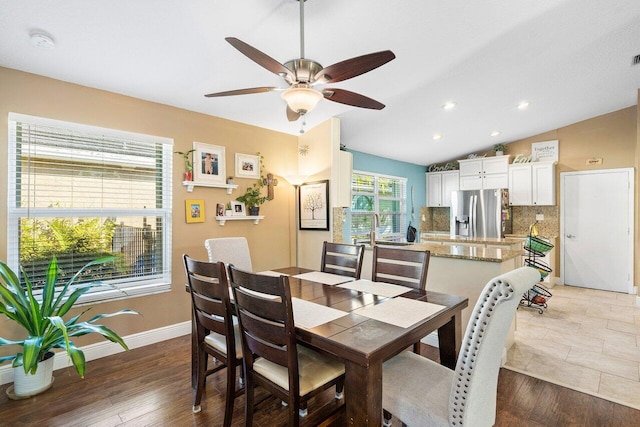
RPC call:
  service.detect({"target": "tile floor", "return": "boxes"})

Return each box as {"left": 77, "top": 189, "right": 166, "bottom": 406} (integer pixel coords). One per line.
{"left": 505, "top": 284, "right": 640, "bottom": 410}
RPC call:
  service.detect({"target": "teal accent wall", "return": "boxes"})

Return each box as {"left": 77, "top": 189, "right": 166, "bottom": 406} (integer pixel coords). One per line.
{"left": 343, "top": 150, "right": 427, "bottom": 241}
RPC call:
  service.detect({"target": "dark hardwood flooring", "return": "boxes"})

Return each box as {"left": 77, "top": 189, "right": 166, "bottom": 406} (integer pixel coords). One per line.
{"left": 1, "top": 335, "right": 639, "bottom": 426}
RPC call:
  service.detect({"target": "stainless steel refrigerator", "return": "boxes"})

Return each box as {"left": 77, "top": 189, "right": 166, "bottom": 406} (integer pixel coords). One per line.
{"left": 450, "top": 189, "right": 512, "bottom": 238}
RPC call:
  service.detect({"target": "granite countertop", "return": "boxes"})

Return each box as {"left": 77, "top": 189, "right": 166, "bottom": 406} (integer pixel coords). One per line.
{"left": 373, "top": 242, "right": 523, "bottom": 263}
{"left": 421, "top": 233, "right": 525, "bottom": 245}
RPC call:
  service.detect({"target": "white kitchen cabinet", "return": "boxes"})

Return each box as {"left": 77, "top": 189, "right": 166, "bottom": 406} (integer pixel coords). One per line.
{"left": 508, "top": 161, "right": 555, "bottom": 206}
{"left": 337, "top": 150, "right": 353, "bottom": 207}
{"left": 426, "top": 171, "right": 459, "bottom": 207}
{"left": 458, "top": 155, "right": 509, "bottom": 190}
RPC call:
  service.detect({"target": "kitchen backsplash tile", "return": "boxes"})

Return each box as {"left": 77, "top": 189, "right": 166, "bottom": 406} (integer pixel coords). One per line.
{"left": 420, "top": 205, "right": 559, "bottom": 238}
{"left": 511, "top": 205, "right": 559, "bottom": 237}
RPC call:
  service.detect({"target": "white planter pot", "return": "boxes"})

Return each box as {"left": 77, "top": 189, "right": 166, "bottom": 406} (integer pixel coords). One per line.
{"left": 11, "top": 352, "right": 54, "bottom": 398}
{"left": 495, "top": 151, "right": 504, "bottom": 156}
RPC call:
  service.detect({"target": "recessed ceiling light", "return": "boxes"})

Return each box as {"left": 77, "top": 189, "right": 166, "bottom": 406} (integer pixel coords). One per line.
{"left": 442, "top": 101, "right": 457, "bottom": 110}
{"left": 432, "top": 133, "right": 442, "bottom": 141}
{"left": 517, "top": 101, "right": 530, "bottom": 110}
{"left": 490, "top": 131, "right": 501, "bottom": 137}
{"left": 30, "top": 33, "right": 55, "bottom": 49}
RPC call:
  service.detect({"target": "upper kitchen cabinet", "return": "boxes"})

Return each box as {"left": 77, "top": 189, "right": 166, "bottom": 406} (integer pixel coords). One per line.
{"left": 337, "top": 150, "right": 353, "bottom": 207}
{"left": 508, "top": 161, "right": 556, "bottom": 206}
{"left": 426, "top": 170, "right": 459, "bottom": 207}
{"left": 458, "top": 155, "right": 509, "bottom": 190}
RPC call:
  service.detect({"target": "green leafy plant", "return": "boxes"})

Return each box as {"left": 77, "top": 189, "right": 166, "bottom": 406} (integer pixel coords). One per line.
{"left": 493, "top": 144, "right": 507, "bottom": 153}
{"left": 235, "top": 153, "right": 269, "bottom": 209}
{"left": 0, "top": 256, "right": 139, "bottom": 377}
{"left": 174, "top": 149, "right": 195, "bottom": 171}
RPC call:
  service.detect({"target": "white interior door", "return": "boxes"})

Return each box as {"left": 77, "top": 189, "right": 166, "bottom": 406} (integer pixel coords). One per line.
{"left": 560, "top": 168, "right": 633, "bottom": 292}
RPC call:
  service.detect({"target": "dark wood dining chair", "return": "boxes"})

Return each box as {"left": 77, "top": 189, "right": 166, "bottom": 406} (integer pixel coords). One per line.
{"left": 373, "top": 246, "right": 430, "bottom": 355}
{"left": 320, "top": 241, "right": 365, "bottom": 279}
{"left": 382, "top": 267, "right": 540, "bottom": 427}
{"left": 228, "top": 265, "right": 345, "bottom": 427}
{"left": 372, "top": 246, "right": 430, "bottom": 290}
{"left": 183, "top": 255, "right": 243, "bottom": 427}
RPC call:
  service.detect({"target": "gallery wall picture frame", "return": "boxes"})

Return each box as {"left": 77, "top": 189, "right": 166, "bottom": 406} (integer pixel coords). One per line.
{"left": 299, "top": 180, "right": 329, "bottom": 230}
{"left": 235, "top": 153, "right": 260, "bottom": 179}
{"left": 193, "top": 141, "right": 226, "bottom": 184}
{"left": 216, "top": 203, "right": 225, "bottom": 217}
{"left": 185, "top": 199, "right": 205, "bottom": 223}
{"left": 230, "top": 201, "right": 246, "bottom": 216}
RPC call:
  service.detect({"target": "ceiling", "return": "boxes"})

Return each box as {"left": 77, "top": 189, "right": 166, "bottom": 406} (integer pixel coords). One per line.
{"left": 1, "top": 0, "right": 639, "bottom": 166}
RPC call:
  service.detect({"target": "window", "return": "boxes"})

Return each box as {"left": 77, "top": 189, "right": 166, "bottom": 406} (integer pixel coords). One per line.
{"left": 350, "top": 171, "right": 407, "bottom": 243}
{"left": 7, "top": 113, "right": 173, "bottom": 303}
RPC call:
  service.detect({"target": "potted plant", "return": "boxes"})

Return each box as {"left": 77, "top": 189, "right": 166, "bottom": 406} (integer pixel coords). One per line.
{"left": 175, "top": 149, "right": 195, "bottom": 181}
{"left": 236, "top": 182, "right": 269, "bottom": 216}
{"left": 0, "top": 256, "right": 139, "bottom": 398}
{"left": 493, "top": 144, "right": 507, "bottom": 156}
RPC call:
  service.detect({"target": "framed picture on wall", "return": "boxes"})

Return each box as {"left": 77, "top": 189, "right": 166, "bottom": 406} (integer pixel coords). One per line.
{"left": 193, "top": 141, "right": 226, "bottom": 184}
{"left": 235, "top": 153, "right": 260, "bottom": 179}
{"left": 299, "top": 180, "right": 329, "bottom": 230}
{"left": 185, "top": 199, "right": 205, "bottom": 223}
{"left": 230, "top": 201, "right": 246, "bottom": 216}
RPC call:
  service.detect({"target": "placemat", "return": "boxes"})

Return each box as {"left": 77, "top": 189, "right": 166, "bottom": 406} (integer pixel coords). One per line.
{"left": 354, "top": 297, "right": 446, "bottom": 328}
{"left": 337, "top": 279, "right": 412, "bottom": 298}
{"left": 292, "top": 297, "right": 348, "bottom": 329}
{"left": 292, "top": 271, "right": 354, "bottom": 286}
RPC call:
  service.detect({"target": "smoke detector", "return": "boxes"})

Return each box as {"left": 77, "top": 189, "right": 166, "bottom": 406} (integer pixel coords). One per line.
{"left": 30, "top": 33, "right": 55, "bottom": 49}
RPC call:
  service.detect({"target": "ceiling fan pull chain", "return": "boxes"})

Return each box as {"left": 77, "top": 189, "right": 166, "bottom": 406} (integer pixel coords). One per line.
{"left": 300, "top": 115, "right": 306, "bottom": 134}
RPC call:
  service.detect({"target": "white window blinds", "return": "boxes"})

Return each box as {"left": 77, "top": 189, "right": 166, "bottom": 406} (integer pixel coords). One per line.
{"left": 7, "top": 113, "right": 173, "bottom": 303}
{"left": 350, "top": 171, "right": 407, "bottom": 244}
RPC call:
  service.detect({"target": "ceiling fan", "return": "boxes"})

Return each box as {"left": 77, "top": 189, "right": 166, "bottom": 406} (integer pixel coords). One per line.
{"left": 205, "top": 0, "right": 396, "bottom": 123}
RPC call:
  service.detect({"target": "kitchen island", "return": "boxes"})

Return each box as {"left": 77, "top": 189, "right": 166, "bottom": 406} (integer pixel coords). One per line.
{"left": 360, "top": 242, "right": 524, "bottom": 351}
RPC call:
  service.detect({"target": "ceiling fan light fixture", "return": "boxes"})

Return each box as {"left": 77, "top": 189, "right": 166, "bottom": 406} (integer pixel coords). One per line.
{"left": 281, "top": 86, "right": 323, "bottom": 115}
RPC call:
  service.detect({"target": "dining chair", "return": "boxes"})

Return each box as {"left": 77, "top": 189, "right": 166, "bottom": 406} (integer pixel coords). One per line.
{"left": 228, "top": 265, "right": 345, "bottom": 426}
{"left": 183, "top": 255, "right": 244, "bottom": 427}
{"left": 320, "top": 241, "right": 365, "bottom": 279}
{"left": 382, "top": 266, "right": 540, "bottom": 427}
{"left": 205, "top": 237, "right": 253, "bottom": 272}
{"left": 373, "top": 245, "right": 431, "bottom": 354}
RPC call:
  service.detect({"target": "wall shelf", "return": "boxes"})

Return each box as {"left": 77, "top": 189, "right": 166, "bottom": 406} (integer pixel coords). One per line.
{"left": 215, "top": 215, "right": 264, "bottom": 226}
{"left": 182, "top": 181, "right": 238, "bottom": 194}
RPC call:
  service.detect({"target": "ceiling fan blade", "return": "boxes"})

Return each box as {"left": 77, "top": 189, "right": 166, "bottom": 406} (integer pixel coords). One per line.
{"left": 226, "top": 37, "right": 295, "bottom": 80}
{"left": 314, "top": 50, "right": 396, "bottom": 84}
{"left": 323, "top": 88, "right": 385, "bottom": 110}
{"left": 286, "top": 106, "right": 300, "bottom": 122}
{"left": 204, "top": 87, "right": 278, "bottom": 97}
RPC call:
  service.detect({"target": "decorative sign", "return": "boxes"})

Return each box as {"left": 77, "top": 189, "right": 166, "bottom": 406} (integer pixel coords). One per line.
{"left": 586, "top": 158, "right": 603, "bottom": 166}
{"left": 531, "top": 140, "right": 558, "bottom": 162}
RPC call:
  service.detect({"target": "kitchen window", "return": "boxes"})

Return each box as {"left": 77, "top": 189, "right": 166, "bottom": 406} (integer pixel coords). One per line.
{"left": 350, "top": 171, "right": 407, "bottom": 244}
{"left": 7, "top": 113, "right": 173, "bottom": 303}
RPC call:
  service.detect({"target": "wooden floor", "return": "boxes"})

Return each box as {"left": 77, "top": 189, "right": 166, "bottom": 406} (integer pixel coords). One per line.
{"left": 1, "top": 335, "right": 640, "bottom": 426}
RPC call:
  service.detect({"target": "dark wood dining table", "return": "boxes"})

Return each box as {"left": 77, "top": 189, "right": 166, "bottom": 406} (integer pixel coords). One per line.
{"left": 188, "top": 266, "right": 468, "bottom": 426}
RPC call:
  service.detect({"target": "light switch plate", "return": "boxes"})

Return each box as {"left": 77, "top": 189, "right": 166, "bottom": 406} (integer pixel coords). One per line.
{"left": 536, "top": 214, "right": 544, "bottom": 221}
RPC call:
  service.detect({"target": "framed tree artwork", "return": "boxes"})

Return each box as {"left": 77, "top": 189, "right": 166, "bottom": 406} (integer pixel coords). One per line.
{"left": 299, "top": 180, "right": 329, "bottom": 230}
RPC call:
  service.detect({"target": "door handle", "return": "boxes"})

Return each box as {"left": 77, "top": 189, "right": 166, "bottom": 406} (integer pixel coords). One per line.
{"left": 566, "top": 234, "right": 575, "bottom": 238}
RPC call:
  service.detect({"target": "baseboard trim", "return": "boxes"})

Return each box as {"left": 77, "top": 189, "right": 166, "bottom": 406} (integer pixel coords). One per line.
{"left": 0, "top": 321, "right": 191, "bottom": 386}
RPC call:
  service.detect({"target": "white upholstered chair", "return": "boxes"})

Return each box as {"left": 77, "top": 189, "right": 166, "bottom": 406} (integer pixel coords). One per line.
{"left": 382, "top": 266, "right": 539, "bottom": 427}
{"left": 204, "top": 237, "right": 253, "bottom": 272}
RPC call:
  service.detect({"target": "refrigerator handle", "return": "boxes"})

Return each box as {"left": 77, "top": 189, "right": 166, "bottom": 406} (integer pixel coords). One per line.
{"left": 470, "top": 195, "right": 477, "bottom": 237}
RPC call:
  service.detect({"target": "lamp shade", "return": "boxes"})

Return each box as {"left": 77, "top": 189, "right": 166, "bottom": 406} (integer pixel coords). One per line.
{"left": 281, "top": 86, "right": 323, "bottom": 115}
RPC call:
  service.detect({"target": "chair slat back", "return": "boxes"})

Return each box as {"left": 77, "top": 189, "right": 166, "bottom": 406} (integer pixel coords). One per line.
{"left": 372, "top": 246, "right": 430, "bottom": 289}
{"left": 321, "top": 241, "right": 365, "bottom": 279}
{"left": 229, "top": 266, "right": 296, "bottom": 370}
{"left": 448, "top": 266, "right": 539, "bottom": 426}
{"left": 183, "top": 255, "right": 234, "bottom": 341}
